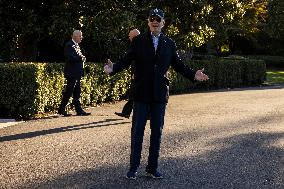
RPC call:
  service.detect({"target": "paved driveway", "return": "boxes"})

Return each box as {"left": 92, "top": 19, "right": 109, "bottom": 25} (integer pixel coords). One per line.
{"left": 1, "top": 86, "right": 283, "bottom": 189}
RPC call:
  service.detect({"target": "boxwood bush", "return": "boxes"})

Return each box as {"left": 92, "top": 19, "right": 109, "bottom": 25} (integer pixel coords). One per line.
{"left": 0, "top": 58, "right": 265, "bottom": 119}
{"left": 246, "top": 55, "right": 284, "bottom": 68}
{"left": 0, "top": 62, "right": 131, "bottom": 119}
{"left": 170, "top": 58, "right": 266, "bottom": 93}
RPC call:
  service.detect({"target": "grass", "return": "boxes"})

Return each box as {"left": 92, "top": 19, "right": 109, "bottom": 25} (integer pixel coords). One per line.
{"left": 265, "top": 70, "right": 284, "bottom": 85}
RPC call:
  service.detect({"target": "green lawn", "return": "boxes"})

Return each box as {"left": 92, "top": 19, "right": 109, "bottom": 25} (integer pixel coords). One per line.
{"left": 265, "top": 70, "right": 284, "bottom": 85}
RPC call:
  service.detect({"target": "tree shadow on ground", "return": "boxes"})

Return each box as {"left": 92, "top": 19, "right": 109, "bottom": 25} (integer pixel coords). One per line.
{"left": 16, "top": 132, "right": 283, "bottom": 189}
{"left": 0, "top": 119, "right": 129, "bottom": 142}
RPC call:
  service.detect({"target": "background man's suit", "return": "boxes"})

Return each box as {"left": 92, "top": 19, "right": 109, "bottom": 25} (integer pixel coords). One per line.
{"left": 58, "top": 40, "right": 86, "bottom": 115}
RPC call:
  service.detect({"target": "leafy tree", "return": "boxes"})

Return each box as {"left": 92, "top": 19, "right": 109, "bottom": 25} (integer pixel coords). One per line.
{"left": 137, "top": 0, "right": 269, "bottom": 55}
{"left": 2, "top": 0, "right": 145, "bottom": 62}
{"left": 266, "top": 0, "right": 284, "bottom": 39}
{"left": 263, "top": 0, "right": 284, "bottom": 55}
{"left": 0, "top": 0, "right": 281, "bottom": 62}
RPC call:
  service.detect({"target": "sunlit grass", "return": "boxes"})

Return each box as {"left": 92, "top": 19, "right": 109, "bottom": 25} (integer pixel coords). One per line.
{"left": 265, "top": 70, "right": 284, "bottom": 85}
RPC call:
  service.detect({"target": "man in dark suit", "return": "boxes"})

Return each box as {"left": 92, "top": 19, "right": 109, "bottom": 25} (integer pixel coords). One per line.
{"left": 104, "top": 9, "right": 208, "bottom": 179}
{"left": 115, "top": 28, "right": 140, "bottom": 118}
{"left": 58, "top": 30, "right": 91, "bottom": 116}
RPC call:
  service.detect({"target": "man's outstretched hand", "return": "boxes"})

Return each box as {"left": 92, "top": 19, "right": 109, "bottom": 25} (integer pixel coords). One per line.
{"left": 104, "top": 59, "right": 113, "bottom": 74}
{"left": 194, "top": 68, "right": 209, "bottom": 81}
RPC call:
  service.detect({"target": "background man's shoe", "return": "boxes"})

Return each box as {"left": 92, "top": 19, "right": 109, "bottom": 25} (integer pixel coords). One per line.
{"left": 77, "top": 111, "right": 91, "bottom": 116}
{"left": 58, "top": 110, "right": 72, "bottom": 117}
{"left": 115, "top": 112, "right": 130, "bottom": 118}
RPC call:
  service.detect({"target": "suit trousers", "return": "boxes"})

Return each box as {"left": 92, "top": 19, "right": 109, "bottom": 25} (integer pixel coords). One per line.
{"left": 130, "top": 101, "right": 166, "bottom": 172}
{"left": 121, "top": 79, "right": 134, "bottom": 115}
{"left": 59, "top": 77, "right": 82, "bottom": 112}
{"left": 121, "top": 99, "right": 133, "bottom": 116}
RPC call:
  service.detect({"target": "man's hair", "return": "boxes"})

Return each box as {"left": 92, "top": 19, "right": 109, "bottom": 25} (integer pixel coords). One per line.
{"left": 73, "top": 30, "right": 82, "bottom": 36}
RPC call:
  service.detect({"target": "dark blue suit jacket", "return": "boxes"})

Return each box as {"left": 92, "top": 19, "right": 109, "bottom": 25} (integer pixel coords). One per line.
{"left": 64, "top": 40, "right": 84, "bottom": 79}
{"left": 113, "top": 31, "right": 196, "bottom": 103}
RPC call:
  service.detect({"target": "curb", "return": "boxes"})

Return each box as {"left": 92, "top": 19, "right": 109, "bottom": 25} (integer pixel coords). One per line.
{"left": 0, "top": 119, "right": 24, "bottom": 129}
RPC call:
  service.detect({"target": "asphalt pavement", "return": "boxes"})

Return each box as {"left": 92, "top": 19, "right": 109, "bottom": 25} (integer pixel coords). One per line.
{"left": 0, "top": 86, "right": 283, "bottom": 189}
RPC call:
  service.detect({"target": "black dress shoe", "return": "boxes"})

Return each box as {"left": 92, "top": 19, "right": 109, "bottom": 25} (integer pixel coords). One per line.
{"left": 58, "top": 110, "right": 72, "bottom": 117}
{"left": 115, "top": 112, "right": 130, "bottom": 118}
{"left": 77, "top": 111, "right": 91, "bottom": 116}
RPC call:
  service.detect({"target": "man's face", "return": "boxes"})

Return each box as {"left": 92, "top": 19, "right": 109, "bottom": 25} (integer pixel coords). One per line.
{"left": 72, "top": 32, "right": 83, "bottom": 43}
{"left": 148, "top": 16, "right": 164, "bottom": 35}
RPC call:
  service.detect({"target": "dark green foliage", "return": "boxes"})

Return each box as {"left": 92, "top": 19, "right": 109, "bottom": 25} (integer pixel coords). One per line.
{"left": 0, "top": 62, "right": 131, "bottom": 119}
{"left": 246, "top": 56, "right": 284, "bottom": 69}
{"left": 266, "top": 0, "right": 284, "bottom": 40}
{"left": 1, "top": 0, "right": 282, "bottom": 62}
{"left": 0, "top": 60, "right": 265, "bottom": 119}
{"left": 170, "top": 59, "right": 266, "bottom": 93}
{"left": 0, "top": 63, "right": 39, "bottom": 118}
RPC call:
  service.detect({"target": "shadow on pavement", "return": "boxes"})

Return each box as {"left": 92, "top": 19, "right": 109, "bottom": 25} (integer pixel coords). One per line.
{"left": 174, "top": 84, "right": 284, "bottom": 96}
{"left": 15, "top": 132, "right": 283, "bottom": 189}
{"left": 0, "top": 119, "right": 130, "bottom": 142}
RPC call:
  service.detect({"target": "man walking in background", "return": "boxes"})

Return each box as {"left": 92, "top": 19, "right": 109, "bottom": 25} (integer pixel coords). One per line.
{"left": 115, "top": 28, "right": 140, "bottom": 118}
{"left": 58, "top": 30, "right": 91, "bottom": 116}
{"left": 104, "top": 8, "right": 208, "bottom": 179}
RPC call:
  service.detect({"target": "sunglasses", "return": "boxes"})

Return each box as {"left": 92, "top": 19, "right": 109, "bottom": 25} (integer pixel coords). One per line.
{"left": 149, "top": 16, "right": 162, "bottom": 23}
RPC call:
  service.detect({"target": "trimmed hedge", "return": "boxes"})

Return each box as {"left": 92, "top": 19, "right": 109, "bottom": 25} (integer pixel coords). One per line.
{"left": 0, "top": 59, "right": 265, "bottom": 119}
{"left": 170, "top": 58, "right": 266, "bottom": 93}
{"left": 246, "top": 55, "right": 284, "bottom": 68}
{"left": 0, "top": 63, "right": 39, "bottom": 118}
{"left": 0, "top": 62, "right": 131, "bottom": 119}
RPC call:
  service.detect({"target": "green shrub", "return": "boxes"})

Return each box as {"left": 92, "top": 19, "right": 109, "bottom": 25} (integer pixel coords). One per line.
{"left": 246, "top": 55, "right": 284, "bottom": 68}
{"left": 0, "top": 62, "right": 130, "bottom": 119}
{"left": 169, "top": 58, "right": 266, "bottom": 93}
{"left": 0, "top": 63, "right": 39, "bottom": 118}
{"left": 0, "top": 59, "right": 265, "bottom": 119}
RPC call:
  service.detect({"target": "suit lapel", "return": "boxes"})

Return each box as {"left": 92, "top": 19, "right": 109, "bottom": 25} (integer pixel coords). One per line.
{"left": 146, "top": 32, "right": 156, "bottom": 56}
